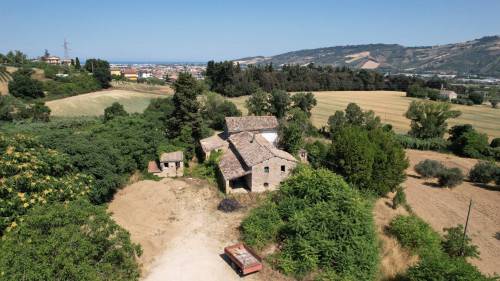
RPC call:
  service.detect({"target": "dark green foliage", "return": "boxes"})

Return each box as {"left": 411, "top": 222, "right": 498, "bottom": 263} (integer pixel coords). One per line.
{"left": 242, "top": 168, "right": 379, "bottom": 279}
{"left": 104, "top": 102, "right": 128, "bottom": 122}
{"left": 390, "top": 214, "right": 493, "bottom": 281}
{"left": 278, "top": 108, "right": 310, "bottom": 154}
{"left": 31, "top": 101, "right": 51, "bottom": 122}
{"left": 395, "top": 134, "right": 449, "bottom": 151}
{"left": 414, "top": 159, "right": 446, "bottom": 179}
{"left": 491, "top": 138, "right": 500, "bottom": 148}
{"left": 291, "top": 92, "right": 317, "bottom": 116}
{"left": 327, "top": 103, "right": 381, "bottom": 137}
{"left": 390, "top": 214, "right": 443, "bottom": 255}
{"left": 326, "top": 127, "right": 409, "bottom": 195}
{"left": 241, "top": 202, "right": 283, "bottom": 247}
{"left": 75, "top": 57, "right": 81, "bottom": 69}
{"left": 392, "top": 187, "right": 407, "bottom": 209}
{"left": 169, "top": 72, "right": 203, "bottom": 140}
{"left": 437, "top": 167, "right": 464, "bottom": 188}
{"left": 200, "top": 92, "right": 241, "bottom": 130}
{"left": 269, "top": 89, "right": 291, "bottom": 118}
{"left": 44, "top": 65, "right": 64, "bottom": 79}
{"left": 406, "top": 83, "right": 427, "bottom": 98}
{"left": 469, "top": 161, "right": 500, "bottom": 184}
{"left": 441, "top": 225, "right": 480, "bottom": 259}
{"left": 304, "top": 140, "right": 327, "bottom": 168}
{"left": 327, "top": 110, "right": 347, "bottom": 137}
{"left": 8, "top": 75, "right": 44, "bottom": 99}
{"left": 84, "top": 58, "right": 110, "bottom": 72}
{"left": 449, "top": 126, "right": 490, "bottom": 159}
{"left": 245, "top": 88, "right": 270, "bottom": 116}
{"left": 11, "top": 67, "right": 35, "bottom": 79}
{"left": 45, "top": 73, "right": 101, "bottom": 99}
{"left": 404, "top": 100, "right": 461, "bottom": 139}
{"left": 93, "top": 67, "right": 112, "bottom": 88}
{"left": 404, "top": 254, "right": 494, "bottom": 281}
{"left": 0, "top": 200, "right": 142, "bottom": 280}
{"left": 469, "top": 92, "right": 484, "bottom": 104}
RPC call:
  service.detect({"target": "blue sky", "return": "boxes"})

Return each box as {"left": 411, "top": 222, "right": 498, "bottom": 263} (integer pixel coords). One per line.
{"left": 1, "top": 0, "right": 499, "bottom": 62}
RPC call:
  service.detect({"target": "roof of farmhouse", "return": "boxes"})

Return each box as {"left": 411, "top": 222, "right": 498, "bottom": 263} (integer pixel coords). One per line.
{"left": 160, "top": 151, "right": 183, "bottom": 162}
{"left": 225, "top": 116, "right": 279, "bottom": 133}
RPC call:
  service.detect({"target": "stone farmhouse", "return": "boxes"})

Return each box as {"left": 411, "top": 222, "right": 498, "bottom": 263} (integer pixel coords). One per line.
{"left": 200, "top": 116, "right": 298, "bottom": 193}
{"left": 439, "top": 84, "right": 458, "bottom": 100}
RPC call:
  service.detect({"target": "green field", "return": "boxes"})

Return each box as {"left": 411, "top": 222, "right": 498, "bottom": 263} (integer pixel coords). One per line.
{"left": 229, "top": 91, "right": 500, "bottom": 139}
{"left": 46, "top": 89, "right": 171, "bottom": 117}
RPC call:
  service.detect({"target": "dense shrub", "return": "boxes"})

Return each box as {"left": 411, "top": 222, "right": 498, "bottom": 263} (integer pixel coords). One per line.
{"left": 8, "top": 75, "right": 44, "bottom": 99}
{"left": 441, "top": 224, "right": 480, "bottom": 259}
{"left": 404, "top": 254, "right": 494, "bottom": 281}
{"left": 437, "top": 167, "right": 464, "bottom": 188}
{"left": 0, "top": 134, "right": 92, "bottom": 235}
{"left": 468, "top": 92, "right": 484, "bottom": 104}
{"left": 0, "top": 199, "right": 142, "bottom": 280}
{"left": 469, "top": 161, "right": 500, "bottom": 184}
{"left": 490, "top": 138, "right": 500, "bottom": 148}
{"left": 304, "top": 140, "right": 327, "bottom": 168}
{"left": 326, "top": 127, "right": 409, "bottom": 195}
{"left": 389, "top": 214, "right": 442, "bottom": 255}
{"left": 242, "top": 168, "right": 379, "bottom": 279}
{"left": 414, "top": 159, "right": 446, "bottom": 179}
{"left": 394, "top": 134, "right": 449, "bottom": 151}
{"left": 46, "top": 74, "right": 101, "bottom": 98}
{"left": 104, "top": 102, "right": 128, "bottom": 122}
{"left": 392, "top": 187, "right": 407, "bottom": 209}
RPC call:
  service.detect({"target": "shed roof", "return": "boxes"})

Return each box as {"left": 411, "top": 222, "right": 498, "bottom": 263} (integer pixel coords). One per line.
{"left": 148, "top": 161, "right": 161, "bottom": 173}
{"left": 200, "top": 133, "right": 228, "bottom": 153}
{"left": 160, "top": 151, "right": 183, "bottom": 162}
{"left": 225, "top": 116, "right": 279, "bottom": 133}
{"left": 439, "top": 90, "right": 457, "bottom": 96}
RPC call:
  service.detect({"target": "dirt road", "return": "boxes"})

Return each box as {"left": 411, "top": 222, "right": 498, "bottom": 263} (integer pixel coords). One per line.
{"left": 403, "top": 149, "right": 500, "bottom": 276}
{"left": 108, "top": 178, "right": 266, "bottom": 281}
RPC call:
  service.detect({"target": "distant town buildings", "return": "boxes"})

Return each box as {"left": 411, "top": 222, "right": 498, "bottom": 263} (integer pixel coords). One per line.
{"left": 121, "top": 69, "right": 138, "bottom": 80}
{"left": 110, "top": 68, "right": 121, "bottom": 76}
{"left": 40, "top": 56, "right": 61, "bottom": 65}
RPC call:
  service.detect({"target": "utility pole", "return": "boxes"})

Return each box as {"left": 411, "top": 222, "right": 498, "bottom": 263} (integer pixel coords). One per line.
{"left": 460, "top": 199, "right": 473, "bottom": 257}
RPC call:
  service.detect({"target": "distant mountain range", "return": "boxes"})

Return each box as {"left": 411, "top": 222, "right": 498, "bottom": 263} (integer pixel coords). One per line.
{"left": 234, "top": 36, "right": 500, "bottom": 76}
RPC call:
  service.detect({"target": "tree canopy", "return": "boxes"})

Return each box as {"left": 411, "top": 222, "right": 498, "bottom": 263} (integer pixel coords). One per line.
{"left": 404, "top": 100, "right": 462, "bottom": 139}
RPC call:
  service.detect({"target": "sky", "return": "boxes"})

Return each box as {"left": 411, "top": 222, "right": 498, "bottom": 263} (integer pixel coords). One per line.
{"left": 1, "top": 0, "right": 499, "bottom": 62}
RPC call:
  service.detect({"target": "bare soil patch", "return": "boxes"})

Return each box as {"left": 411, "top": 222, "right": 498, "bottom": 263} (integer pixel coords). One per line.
{"left": 403, "top": 149, "right": 500, "bottom": 276}
{"left": 108, "top": 178, "right": 290, "bottom": 281}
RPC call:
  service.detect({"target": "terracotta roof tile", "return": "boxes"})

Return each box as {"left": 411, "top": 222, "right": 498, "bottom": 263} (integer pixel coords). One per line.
{"left": 225, "top": 116, "right": 279, "bottom": 133}
{"left": 160, "top": 151, "right": 183, "bottom": 162}
{"left": 200, "top": 133, "right": 228, "bottom": 153}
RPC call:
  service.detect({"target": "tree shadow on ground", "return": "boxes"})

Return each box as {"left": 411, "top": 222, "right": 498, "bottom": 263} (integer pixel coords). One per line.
{"left": 407, "top": 174, "right": 421, "bottom": 179}
{"left": 422, "top": 182, "right": 441, "bottom": 188}
{"left": 471, "top": 182, "right": 500, "bottom": 192}
{"left": 495, "top": 232, "right": 500, "bottom": 241}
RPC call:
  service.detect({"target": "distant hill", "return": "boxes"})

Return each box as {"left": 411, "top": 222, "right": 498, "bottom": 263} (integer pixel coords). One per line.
{"left": 234, "top": 36, "right": 500, "bottom": 76}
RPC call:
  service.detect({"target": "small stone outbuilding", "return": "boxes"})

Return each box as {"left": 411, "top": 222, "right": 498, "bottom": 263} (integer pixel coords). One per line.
{"left": 148, "top": 151, "right": 184, "bottom": 177}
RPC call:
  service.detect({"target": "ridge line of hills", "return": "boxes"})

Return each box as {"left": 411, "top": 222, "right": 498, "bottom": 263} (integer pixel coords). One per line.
{"left": 233, "top": 35, "right": 500, "bottom": 76}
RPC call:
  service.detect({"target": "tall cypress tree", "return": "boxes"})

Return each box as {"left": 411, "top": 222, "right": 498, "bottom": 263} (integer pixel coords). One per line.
{"left": 75, "top": 57, "right": 81, "bottom": 69}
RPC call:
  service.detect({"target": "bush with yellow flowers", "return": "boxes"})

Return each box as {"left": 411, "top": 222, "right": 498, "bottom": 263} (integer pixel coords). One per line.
{"left": 0, "top": 133, "right": 93, "bottom": 235}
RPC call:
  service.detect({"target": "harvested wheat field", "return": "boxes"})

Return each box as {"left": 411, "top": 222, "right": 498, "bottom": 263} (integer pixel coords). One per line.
{"left": 230, "top": 91, "right": 500, "bottom": 139}
{"left": 46, "top": 89, "right": 170, "bottom": 116}
{"left": 107, "top": 178, "right": 292, "bottom": 281}
{"left": 403, "top": 149, "right": 500, "bottom": 276}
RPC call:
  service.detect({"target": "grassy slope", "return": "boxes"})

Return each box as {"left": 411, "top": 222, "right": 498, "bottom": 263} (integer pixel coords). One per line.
{"left": 46, "top": 89, "right": 170, "bottom": 116}
{"left": 230, "top": 91, "right": 500, "bottom": 139}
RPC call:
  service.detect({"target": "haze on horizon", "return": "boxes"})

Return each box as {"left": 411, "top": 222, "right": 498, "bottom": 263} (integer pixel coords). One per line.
{"left": 1, "top": 0, "right": 499, "bottom": 62}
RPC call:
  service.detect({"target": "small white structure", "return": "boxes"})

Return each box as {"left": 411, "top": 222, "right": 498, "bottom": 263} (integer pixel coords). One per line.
{"left": 138, "top": 70, "right": 153, "bottom": 79}
{"left": 439, "top": 84, "right": 458, "bottom": 100}
{"left": 148, "top": 151, "right": 184, "bottom": 177}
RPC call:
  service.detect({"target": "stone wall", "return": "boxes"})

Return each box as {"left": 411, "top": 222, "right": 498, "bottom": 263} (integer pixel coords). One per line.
{"left": 250, "top": 157, "right": 297, "bottom": 192}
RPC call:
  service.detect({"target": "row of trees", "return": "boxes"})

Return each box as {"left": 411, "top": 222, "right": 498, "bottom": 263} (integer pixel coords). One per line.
{"left": 205, "top": 60, "right": 455, "bottom": 97}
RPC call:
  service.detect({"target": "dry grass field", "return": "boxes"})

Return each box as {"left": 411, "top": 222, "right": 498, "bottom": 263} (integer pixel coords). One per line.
{"left": 46, "top": 89, "right": 171, "bottom": 116}
{"left": 230, "top": 91, "right": 500, "bottom": 139}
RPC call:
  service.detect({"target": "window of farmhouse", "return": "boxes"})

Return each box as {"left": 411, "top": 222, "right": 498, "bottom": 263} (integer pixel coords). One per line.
{"left": 281, "top": 165, "right": 285, "bottom": 172}
{"left": 264, "top": 166, "right": 269, "bottom": 173}
{"left": 264, "top": 182, "right": 269, "bottom": 188}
